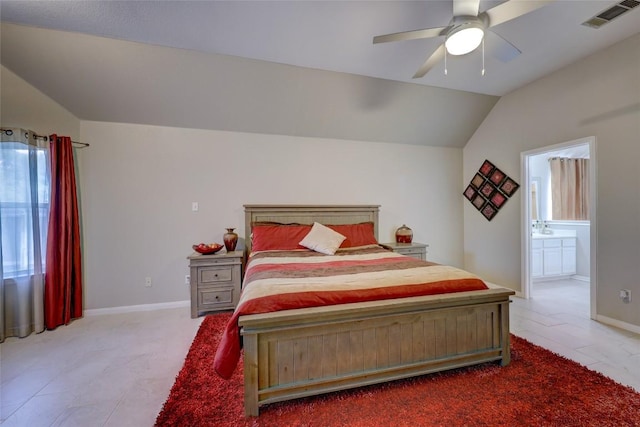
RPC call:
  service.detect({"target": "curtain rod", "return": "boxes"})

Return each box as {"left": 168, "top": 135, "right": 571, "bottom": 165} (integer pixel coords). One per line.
{"left": 0, "top": 128, "right": 89, "bottom": 148}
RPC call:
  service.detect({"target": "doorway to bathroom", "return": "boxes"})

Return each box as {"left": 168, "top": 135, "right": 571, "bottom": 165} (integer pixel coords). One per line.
{"left": 521, "top": 137, "right": 597, "bottom": 319}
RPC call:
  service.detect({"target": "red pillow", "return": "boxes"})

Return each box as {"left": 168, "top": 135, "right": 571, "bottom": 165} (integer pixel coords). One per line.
{"left": 251, "top": 224, "right": 312, "bottom": 251}
{"left": 328, "top": 222, "right": 378, "bottom": 248}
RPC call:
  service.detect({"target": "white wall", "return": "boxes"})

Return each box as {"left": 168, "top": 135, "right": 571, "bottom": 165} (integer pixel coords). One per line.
{"left": 1, "top": 62, "right": 466, "bottom": 313}
{"left": 463, "top": 33, "right": 640, "bottom": 327}
{"left": 79, "top": 121, "right": 464, "bottom": 309}
{"left": 0, "top": 65, "right": 80, "bottom": 139}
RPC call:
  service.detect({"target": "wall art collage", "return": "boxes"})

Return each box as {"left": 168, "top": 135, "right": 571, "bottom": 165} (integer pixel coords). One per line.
{"left": 464, "top": 160, "right": 520, "bottom": 221}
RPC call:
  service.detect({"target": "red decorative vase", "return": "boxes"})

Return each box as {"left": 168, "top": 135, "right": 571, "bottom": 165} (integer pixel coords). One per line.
{"left": 223, "top": 228, "right": 238, "bottom": 252}
{"left": 395, "top": 224, "right": 413, "bottom": 244}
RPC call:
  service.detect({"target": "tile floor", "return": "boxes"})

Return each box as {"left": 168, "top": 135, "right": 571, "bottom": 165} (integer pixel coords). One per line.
{"left": 511, "top": 278, "right": 640, "bottom": 392}
{"left": 1, "top": 278, "right": 638, "bottom": 426}
{"left": 1, "top": 308, "right": 202, "bottom": 426}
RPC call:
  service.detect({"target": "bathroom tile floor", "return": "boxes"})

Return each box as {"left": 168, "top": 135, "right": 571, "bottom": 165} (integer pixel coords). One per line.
{"left": 1, "top": 278, "right": 638, "bottom": 426}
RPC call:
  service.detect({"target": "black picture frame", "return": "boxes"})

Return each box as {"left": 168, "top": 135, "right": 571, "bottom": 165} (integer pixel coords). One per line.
{"left": 489, "top": 168, "right": 506, "bottom": 186}
{"left": 463, "top": 185, "right": 476, "bottom": 201}
{"left": 479, "top": 160, "right": 495, "bottom": 178}
{"left": 471, "top": 173, "right": 485, "bottom": 189}
{"left": 490, "top": 191, "right": 507, "bottom": 208}
{"left": 500, "top": 177, "right": 520, "bottom": 197}
{"left": 479, "top": 182, "right": 495, "bottom": 199}
{"left": 481, "top": 203, "right": 498, "bottom": 221}
{"left": 472, "top": 194, "right": 487, "bottom": 210}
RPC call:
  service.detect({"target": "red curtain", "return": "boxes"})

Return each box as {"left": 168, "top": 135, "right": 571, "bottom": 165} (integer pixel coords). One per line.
{"left": 45, "top": 135, "right": 83, "bottom": 329}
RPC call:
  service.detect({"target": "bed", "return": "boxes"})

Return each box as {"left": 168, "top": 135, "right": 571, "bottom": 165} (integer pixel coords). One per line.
{"left": 216, "top": 204, "right": 514, "bottom": 416}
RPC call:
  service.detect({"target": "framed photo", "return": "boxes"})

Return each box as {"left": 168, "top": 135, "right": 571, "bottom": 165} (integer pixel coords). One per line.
{"left": 479, "top": 182, "right": 495, "bottom": 198}
{"left": 479, "top": 160, "right": 495, "bottom": 178}
{"left": 489, "top": 168, "right": 506, "bottom": 186}
{"left": 500, "top": 177, "right": 520, "bottom": 197}
{"left": 481, "top": 203, "right": 498, "bottom": 221}
{"left": 472, "top": 194, "right": 486, "bottom": 210}
{"left": 491, "top": 191, "right": 507, "bottom": 208}
{"left": 471, "top": 173, "right": 485, "bottom": 189}
{"left": 463, "top": 185, "right": 476, "bottom": 201}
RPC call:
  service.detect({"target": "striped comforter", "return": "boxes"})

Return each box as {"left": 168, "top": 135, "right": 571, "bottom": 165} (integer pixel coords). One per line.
{"left": 213, "top": 246, "right": 488, "bottom": 379}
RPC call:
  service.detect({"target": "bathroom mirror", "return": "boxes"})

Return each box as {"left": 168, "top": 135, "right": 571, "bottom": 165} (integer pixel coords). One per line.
{"left": 530, "top": 177, "right": 541, "bottom": 221}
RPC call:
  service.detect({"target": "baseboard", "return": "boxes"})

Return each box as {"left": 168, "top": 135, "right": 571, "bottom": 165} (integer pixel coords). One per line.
{"left": 84, "top": 300, "right": 190, "bottom": 316}
{"left": 572, "top": 275, "right": 590, "bottom": 283}
{"left": 596, "top": 314, "right": 640, "bottom": 335}
{"left": 533, "top": 275, "right": 574, "bottom": 283}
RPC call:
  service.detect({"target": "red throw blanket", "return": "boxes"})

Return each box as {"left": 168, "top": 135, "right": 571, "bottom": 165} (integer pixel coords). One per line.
{"left": 214, "top": 247, "right": 488, "bottom": 379}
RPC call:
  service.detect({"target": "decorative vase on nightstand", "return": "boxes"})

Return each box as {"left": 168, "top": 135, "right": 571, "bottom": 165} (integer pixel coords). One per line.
{"left": 395, "top": 224, "right": 413, "bottom": 243}
{"left": 223, "top": 228, "right": 238, "bottom": 252}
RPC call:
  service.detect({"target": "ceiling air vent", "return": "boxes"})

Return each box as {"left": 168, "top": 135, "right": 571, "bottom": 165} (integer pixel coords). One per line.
{"left": 582, "top": 0, "right": 640, "bottom": 28}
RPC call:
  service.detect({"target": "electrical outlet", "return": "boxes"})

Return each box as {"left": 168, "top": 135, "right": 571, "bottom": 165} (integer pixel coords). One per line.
{"left": 619, "top": 289, "right": 631, "bottom": 303}
{"left": 185, "top": 275, "right": 191, "bottom": 285}
{"left": 145, "top": 277, "right": 152, "bottom": 287}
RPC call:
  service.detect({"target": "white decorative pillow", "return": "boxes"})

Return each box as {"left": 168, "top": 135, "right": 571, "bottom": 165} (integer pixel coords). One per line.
{"left": 299, "top": 222, "right": 346, "bottom": 255}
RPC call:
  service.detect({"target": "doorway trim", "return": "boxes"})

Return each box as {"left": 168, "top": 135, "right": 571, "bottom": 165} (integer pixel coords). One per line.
{"left": 520, "top": 136, "right": 597, "bottom": 319}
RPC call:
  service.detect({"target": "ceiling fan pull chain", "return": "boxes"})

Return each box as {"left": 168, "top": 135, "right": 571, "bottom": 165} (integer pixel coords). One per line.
{"left": 444, "top": 48, "right": 448, "bottom": 76}
{"left": 481, "top": 38, "right": 485, "bottom": 76}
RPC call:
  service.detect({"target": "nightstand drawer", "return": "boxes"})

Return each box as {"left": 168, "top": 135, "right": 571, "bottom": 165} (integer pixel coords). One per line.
{"left": 199, "top": 266, "right": 233, "bottom": 284}
{"left": 398, "top": 249, "right": 425, "bottom": 260}
{"left": 199, "top": 286, "right": 235, "bottom": 308}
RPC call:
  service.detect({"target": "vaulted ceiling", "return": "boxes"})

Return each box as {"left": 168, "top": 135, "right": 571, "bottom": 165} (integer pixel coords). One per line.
{"left": 1, "top": 1, "right": 638, "bottom": 147}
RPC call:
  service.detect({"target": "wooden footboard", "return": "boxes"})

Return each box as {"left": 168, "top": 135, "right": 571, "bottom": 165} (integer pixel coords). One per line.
{"left": 239, "top": 287, "right": 514, "bottom": 416}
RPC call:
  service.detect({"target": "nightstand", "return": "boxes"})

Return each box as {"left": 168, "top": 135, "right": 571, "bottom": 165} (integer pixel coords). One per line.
{"left": 383, "top": 242, "right": 428, "bottom": 261}
{"left": 187, "top": 250, "right": 243, "bottom": 318}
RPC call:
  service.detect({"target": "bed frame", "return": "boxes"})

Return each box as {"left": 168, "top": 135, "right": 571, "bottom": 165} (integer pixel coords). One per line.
{"left": 239, "top": 205, "right": 514, "bottom": 416}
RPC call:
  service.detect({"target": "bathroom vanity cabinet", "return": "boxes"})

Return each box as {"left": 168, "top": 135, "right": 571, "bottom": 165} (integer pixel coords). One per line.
{"left": 531, "top": 232, "right": 576, "bottom": 279}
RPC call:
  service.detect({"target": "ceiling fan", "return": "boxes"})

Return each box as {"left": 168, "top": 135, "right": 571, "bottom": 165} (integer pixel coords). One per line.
{"left": 373, "top": 0, "right": 554, "bottom": 78}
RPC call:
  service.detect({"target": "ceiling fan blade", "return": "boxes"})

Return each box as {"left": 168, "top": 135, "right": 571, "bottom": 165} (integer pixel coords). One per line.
{"left": 373, "top": 26, "right": 449, "bottom": 44}
{"left": 453, "top": 0, "right": 480, "bottom": 17}
{"left": 483, "top": 0, "right": 555, "bottom": 28}
{"left": 413, "top": 44, "right": 446, "bottom": 79}
{"left": 485, "top": 31, "right": 521, "bottom": 62}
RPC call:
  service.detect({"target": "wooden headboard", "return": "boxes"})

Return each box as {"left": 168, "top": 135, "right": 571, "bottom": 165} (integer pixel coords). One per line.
{"left": 244, "top": 204, "right": 380, "bottom": 252}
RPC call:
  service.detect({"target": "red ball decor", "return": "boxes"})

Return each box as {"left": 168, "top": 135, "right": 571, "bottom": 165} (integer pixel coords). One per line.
{"left": 395, "top": 224, "right": 413, "bottom": 243}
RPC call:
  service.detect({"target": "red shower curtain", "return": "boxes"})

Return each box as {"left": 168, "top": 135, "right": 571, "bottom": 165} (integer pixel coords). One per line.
{"left": 45, "top": 135, "right": 83, "bottom": 329}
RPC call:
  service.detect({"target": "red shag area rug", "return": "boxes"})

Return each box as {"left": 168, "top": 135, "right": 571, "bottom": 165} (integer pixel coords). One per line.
{"left": 156, "top": 313, "right": 640, "bottom": 427}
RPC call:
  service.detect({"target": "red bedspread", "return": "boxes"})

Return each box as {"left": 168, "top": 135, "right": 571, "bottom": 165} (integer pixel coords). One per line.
{"left": 213, "top": 246, "right": 488, "bottom": 379}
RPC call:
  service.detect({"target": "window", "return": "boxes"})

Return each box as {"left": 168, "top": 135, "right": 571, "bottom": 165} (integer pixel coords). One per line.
{"left": 0, "top": 140, "right": 50, "bottom": 278}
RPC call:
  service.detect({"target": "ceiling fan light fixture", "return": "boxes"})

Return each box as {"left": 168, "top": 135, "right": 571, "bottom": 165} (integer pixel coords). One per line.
{"left": 445, "top": 22, "right": 485, "bottom": 56}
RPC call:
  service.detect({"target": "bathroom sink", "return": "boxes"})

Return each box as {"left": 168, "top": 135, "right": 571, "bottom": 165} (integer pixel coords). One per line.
{"left": 532, "top": 229, "right": 553, "bottom": 235}
{"left": 532, "top": 229, "right": 577, "bottom": 239}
